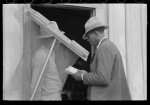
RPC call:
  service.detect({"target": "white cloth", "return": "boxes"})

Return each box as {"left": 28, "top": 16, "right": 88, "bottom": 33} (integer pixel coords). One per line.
{"left": 31, "top": 46, "right": 62, "bottom": 100}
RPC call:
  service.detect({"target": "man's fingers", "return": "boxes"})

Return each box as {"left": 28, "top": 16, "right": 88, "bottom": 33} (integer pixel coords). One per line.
{"left": 80, "top": 70, "right": 87, "bottom": 74}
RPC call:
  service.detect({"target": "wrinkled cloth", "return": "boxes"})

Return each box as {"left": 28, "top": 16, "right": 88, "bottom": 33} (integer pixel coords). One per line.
{"left": 83, "top": 38, "right": 132, "bottom": 100}
{"left": 31, "top": 46, "right": 62, "bottom": 100}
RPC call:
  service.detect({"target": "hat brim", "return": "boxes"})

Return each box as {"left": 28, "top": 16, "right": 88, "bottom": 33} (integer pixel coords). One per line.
{"left": 36, "top": 34, "right": 54, "bottom": 38}
{"left": 82, "top": 26, "right": 108, "bottom": 40}
{"left": 36, "top": 31, "right": 65, "bottom": 38}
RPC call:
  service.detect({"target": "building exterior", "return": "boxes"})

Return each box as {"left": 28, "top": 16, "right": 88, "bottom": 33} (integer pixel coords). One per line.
{"left": 3, "top": 4, "right": 147, "bottom": 100}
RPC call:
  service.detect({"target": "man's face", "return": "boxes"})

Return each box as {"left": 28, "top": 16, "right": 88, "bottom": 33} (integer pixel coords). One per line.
{"left": 86, "top": 31, "right": 97, "bottom": 45}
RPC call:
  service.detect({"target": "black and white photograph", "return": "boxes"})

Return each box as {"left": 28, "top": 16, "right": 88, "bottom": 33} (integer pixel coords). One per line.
{"left": 3, "top": 3, "right": 147, "bottom": 100}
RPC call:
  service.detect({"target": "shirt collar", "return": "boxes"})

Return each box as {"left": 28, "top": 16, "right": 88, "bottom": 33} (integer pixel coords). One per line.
{"left": 97, "top": 37, "right": 107, "bottom": 49}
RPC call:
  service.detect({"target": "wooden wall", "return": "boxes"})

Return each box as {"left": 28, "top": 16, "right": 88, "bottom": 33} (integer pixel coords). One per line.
{"left": 22, "top": 4, "right": 32, "bottom": 100}
{"left": 3, "top": 4, "right": 147, "bottom": 100}
{"left": 66, "top": 4, "right": 147, "bottom": 100}
{"left": 3, "top": 4, "right": 24, "bottom": 100}
{"left": 71, "top": 3, "right": 147, "bottom": 100}
{"left": 108, "top": 4, "right": 147, "bottom": 100}
{"left": 3, "top": 4, "right": 32, "bottom": 100}
{"left": 108, "top": 4, "right": 127, "bottom": 74}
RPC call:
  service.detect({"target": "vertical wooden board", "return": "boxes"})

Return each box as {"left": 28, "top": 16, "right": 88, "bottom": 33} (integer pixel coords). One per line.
{"left": 96, "top": 4, "right": 109, "bottom": 37}
{"left": 22, "top": 4, "right": 32, "bottom": 100}
{"left": 3, "top": 4, "right": 23, "bottom": 100}
{"left": 3, "top": 4, "right": 23, "bottom": 89}
{"left": 3, "top": 4, "right": 24, "bottom": 100}
{"left": 108, "top": 4, "right": 127, "bottom": 75}
{"left": 108, "top": 4, "right": 114, "bottom": 43}
{"left": 105, "top": 4, "right": 109, "bottom": 38}
{"left": 125, "top": 4, "right": 144, "bottom": 100}
{"left": 141, "top": 4, "right": 147, "bottom": 100}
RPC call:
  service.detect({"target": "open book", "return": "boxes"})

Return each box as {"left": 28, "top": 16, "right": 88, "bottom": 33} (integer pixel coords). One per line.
{"left": 25, "top": 7, "right": 89, "bottom": 61}
{"left": 65, "top": 66, "right": 78, "bottom": 75}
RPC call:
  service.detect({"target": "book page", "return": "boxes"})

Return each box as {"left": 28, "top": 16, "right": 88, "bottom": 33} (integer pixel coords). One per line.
{"left": 65, "top": 66, "right": 78, "bottom": 75}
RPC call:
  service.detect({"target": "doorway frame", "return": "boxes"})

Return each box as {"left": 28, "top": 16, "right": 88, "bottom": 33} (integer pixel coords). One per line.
{"left": 23, "top": 4, "right": 96, "bottom": 100}
{"left": 32, "top": 4, "right": 96, "bottom": 16}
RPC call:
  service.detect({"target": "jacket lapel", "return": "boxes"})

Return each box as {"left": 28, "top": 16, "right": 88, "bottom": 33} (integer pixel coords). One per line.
{"left": 90, "top": 38, "right": 108, "bottom": 72}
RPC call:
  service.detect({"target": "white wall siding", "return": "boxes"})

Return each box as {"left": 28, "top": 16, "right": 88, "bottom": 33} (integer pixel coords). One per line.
{"left": 108, "top": 4, "right": 147, "bottom": 100}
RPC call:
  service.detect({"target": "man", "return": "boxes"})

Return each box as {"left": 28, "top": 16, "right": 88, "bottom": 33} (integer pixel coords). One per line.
{"left": 73, "top": 16, "right": 132, "bottom": 100}
{"left": 31, "top": 21, "right": 64, "bottom": 100}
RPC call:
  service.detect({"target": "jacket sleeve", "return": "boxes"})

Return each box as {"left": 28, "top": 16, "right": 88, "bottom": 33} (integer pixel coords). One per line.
{"left": 83, "top": 45, "right": 115, "bottom": 86}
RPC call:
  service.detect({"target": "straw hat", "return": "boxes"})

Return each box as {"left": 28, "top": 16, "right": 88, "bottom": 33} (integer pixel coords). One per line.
{"left": 37, "top": 21, "right": 65, "bottom": 38}
{"left": 82, "top": 16, "right": 108, "bottom": 40}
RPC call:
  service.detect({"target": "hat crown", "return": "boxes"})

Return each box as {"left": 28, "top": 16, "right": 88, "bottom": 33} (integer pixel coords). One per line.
{"left": 85, "top": 16, "right": 104, "bottom": 30}
{"left": 82, "top": 16, "right": 108, "bottom": 40}
{"left": 85, "top": 16, "right": 103, "bottom": 30}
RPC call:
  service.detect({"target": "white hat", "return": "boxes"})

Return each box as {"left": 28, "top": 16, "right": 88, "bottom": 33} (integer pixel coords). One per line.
{"left": 82, "top": 16, "right": 108, "bottom": 40}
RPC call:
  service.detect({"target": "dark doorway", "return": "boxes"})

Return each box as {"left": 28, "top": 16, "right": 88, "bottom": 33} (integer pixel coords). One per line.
{"left": 31, "top": 4, "right": 94, "bottom": 100}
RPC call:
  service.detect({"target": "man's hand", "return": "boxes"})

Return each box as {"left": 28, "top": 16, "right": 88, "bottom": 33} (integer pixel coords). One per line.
{"left": 80, "top": 70, "right": 88, "bottom": 74}
{"left": 73, "top": 70, "right": 87, "bottom": 81}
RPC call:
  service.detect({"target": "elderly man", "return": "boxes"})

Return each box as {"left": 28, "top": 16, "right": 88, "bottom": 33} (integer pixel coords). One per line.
{"left": 73, "top": 16, "right": 132, "bottom": 100}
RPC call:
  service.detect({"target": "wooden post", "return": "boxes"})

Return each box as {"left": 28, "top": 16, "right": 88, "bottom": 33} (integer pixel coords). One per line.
{"left": 23, "top": 4, "right": 32, "bottom": 100}
{"left": 141, "top": 4, "right": 147, "bottom": 100}
{"left": 125, "top": 4, "right": 145, "bottom": 100}
{"left": 30, "top": 38, "right": 56, "bottom": 100}
{"left": 108, "top": 4, "right": 127, "bottom": 75}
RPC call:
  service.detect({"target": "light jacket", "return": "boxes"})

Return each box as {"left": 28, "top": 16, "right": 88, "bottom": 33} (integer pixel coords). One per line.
{"left": 83, "top": 38, "right": 132, "bottom": 100}
{"left": 31, "top": 46, "right": 62, "bottom": 100}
